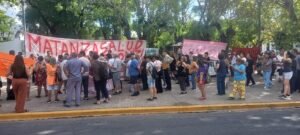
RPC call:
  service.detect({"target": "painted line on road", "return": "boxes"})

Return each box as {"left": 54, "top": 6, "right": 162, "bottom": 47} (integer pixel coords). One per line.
{"left": 0, "top": 101, "right": 300, "bottom": 121}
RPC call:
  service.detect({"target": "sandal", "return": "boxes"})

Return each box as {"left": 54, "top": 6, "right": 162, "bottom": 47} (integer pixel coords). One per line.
{"left": 36, "top": 96, "right": 41, "bottom": 98}
{"left": 199, "top": 97, "right": 206, "bottom": 100}
{"left": 47, "top": 100, "right": 51, "bottom": 103}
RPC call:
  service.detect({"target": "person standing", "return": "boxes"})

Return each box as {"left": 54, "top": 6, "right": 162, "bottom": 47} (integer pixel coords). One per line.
{"left": 189, "top": 56, "right": 199, "bottom": 90}
{"left": 6, "top": 50, "right": 15, "bottom": 100}
{"left": 140, "top": 56, "right": 149, "bottom": 91}
{"left": 246, "top": 54, "right": 255, "bottom": 86}
{"left": 153, "top": 56, "right": 163, "bottom": 93}
{"left": 109, "top": 53, "right": 123, "bottom": 95}
{"left": 91, "top": 54, "right": 109, "bottom": 104}
{"left": 162, "top": 52, "right": 173, "bottom": 91}
{"left": 44, "top": 51, "right": 52, "bottom": 63}
{"left": 170, "top": 52, "right": 177, "bottom": 80}
{"left": 177, "top": 56, "right": 189, "bottom": 94}
{"left": 262, "top": 52, "right": 273, "bottom": 90}
{"left": 289, "top": 50, "right": 297, "bottom": 94}
{"left": 228, "top": 58, "right": 247, "bottom": 100}
{"left": 230, "top": 52, "right": 237, "bottom": 77}
{"left": 34, "top": 56, "right": 48, "bottom": 97}
{"left": 197, "top": 58, "right": 208, "bottom": 100}
{"left": 58, "top": 55, "right": 68, "bottom": 94}
{"left": 216, "top": 53, "right": 227, "bottom": 95}
{"left": 78, "top": 51, "right": 91, "bottom": 100}
{"left": 63, "top": 53, "right": 88, "bottom": 107}
{"left": 280, "top": 52, "right": 293, "bottom": 100}
{"left": 276, "top": 49, "right": 284, "bottom": 82}
{"left": 46, "top": 58, "right": 60, "bottom": 103}
{"left": 7, "top": 55, "right": 30, "bottom": 113}
{"left": 146, "top": 56, "right": 158, "bottom": 101}
{"left": 296, "top": 50, "right": 300, "bottom": 93}
{"left": 129, "top": 54, "right": 140, "bottom": 96}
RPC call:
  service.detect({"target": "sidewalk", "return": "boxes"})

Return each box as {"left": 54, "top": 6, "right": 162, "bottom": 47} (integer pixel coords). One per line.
{"left": 1, "top": 76, "right": 299, "bottom": 115}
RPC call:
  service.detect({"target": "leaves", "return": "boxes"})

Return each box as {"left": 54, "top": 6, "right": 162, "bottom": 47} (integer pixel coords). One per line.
{"left": 4, "top": 0, "right": 296, "bottom": 49}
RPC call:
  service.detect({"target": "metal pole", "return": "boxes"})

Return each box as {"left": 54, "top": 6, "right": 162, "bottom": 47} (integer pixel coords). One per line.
{"left": 22, "top": 0, "right": 26, "bottom": 55}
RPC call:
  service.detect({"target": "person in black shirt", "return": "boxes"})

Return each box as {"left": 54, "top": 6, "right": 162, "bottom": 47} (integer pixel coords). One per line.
{"left": 246, "top": 54, "right": 256, "bottom": 86}
{"left": 216, "top": 53, "right": 227, "bottom": 95}
{"left": 140, "top": 56, "right": 149, "bottom": 90}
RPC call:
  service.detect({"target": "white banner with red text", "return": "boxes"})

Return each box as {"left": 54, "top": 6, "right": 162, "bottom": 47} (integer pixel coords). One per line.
{"left": 25, "top": 33, "right": 146, "bottom": 60}
{"left": 182, "top": 39, "right": 227, "bottom": 60}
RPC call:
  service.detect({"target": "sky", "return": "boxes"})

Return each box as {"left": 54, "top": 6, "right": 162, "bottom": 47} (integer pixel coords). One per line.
{"left": 0, "top": 4, "right": 22, "bottom": 25}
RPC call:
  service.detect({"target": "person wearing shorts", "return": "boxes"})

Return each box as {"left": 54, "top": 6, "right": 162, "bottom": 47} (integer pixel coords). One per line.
{"left": 146, "top": 56, "right": 157, "bottom": 101}
{"left": 129, "top": 54, "right": 140, "bottom": 96}
{"left": 197, "top": 58, "right": 208, "bottom": 100}
{"left": 280, "top": 52, "right": 293, "bottom": 100}
{"left": 109, "top": 54, "right": 123, "bottom": 95}
{"left": 46, "top": 58, "right": 60, "bottom": 103}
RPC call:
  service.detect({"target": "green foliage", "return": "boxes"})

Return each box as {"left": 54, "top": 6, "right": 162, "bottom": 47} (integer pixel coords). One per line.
{"left": 0, "top": 10, "right": 15, "bottom": 42}
{"left": 14, "top": 0, "right": 300, "bottom": 49}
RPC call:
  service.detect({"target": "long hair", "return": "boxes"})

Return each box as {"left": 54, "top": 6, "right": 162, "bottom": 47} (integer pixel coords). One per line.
{"left": 11, "top": 55, "right": 26, "bottom": 76}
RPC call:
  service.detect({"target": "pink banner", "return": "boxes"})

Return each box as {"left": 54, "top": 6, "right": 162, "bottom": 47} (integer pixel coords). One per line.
{"left": 182, "top": 39, "right": 227, "bottom": 60}
{"left": 25, "top": 33, "right": 146, "bottom": 60}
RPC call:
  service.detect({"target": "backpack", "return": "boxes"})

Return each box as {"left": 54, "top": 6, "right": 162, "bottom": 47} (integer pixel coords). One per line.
{"left": 99, "top": 62, "right": 109, "bottom": 81}
{"left": 149, "top": 63, "right": 158, "bottom": 79}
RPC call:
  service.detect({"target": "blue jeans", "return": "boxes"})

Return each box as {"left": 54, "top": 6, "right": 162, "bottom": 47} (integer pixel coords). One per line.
{"left": 191, "top": 72, "right": 196, "bottom": 89}
{"left": 263, "top": 71, "right": 272, "bottom": 88}
{"left": 217, "top": 74, "right": 226, "bottom": 95}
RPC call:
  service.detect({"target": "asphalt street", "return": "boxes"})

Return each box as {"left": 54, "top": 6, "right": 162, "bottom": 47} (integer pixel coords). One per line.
{"left": 0, "top": 108, "right": 300, "bottom": 135}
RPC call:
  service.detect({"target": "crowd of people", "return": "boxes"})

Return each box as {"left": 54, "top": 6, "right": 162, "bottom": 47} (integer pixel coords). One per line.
{"left": 0, "top": 48, "right": 300, "bottom": 113}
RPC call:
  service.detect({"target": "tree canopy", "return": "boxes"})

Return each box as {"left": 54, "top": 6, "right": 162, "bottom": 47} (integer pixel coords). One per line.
{"left": 3, "top": 0, "right": 300, "bottom": 49}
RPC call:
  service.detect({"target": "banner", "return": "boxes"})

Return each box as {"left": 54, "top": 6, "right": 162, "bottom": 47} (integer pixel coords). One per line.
{"left": 182, "top": 39, "right": 227, "bottom": 60}
{"left": 145, "top": 48, "right": 159, "bottom": 56}
{"left": 25, "top": 33, "right": 146, "bottom": 60}
{"left": 0, "top": 52, "right": 35, "bottom": 77}
{"left": 232, "top": 47, "right": 261, "bottom": 61}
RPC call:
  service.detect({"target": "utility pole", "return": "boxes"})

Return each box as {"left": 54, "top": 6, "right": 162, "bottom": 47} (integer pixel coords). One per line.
{"left": 22, "top": 0, "right": 26, "bottom": 55}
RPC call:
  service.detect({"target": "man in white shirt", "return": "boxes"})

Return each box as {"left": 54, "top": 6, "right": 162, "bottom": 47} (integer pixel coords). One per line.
{"left": 108, "top": 53, "right": 123, "bottom": 95}
{"left": 79, "top": 51, "right": 91, "bottom": 100}
{"left": 153, "top": 56, "right": 163, "bottom": 93}
{"left": 58, "top": 55, "right": 68, "bottom": 93}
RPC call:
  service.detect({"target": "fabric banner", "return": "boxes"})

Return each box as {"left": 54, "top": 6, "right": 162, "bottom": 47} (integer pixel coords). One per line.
{"left": 232, "top": 47, "right": 261, "bottom": 61}
{"left": 25, "top": 33, "right": 146, "bottom": 60}
{"left": 182, "top": 39, "right": 227, "bottom": 60}
{"left": 0, "top": 52, "right": 35, "bottom": 77}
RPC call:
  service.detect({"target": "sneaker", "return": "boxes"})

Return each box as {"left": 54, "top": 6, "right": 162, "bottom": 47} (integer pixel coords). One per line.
{"left": 281, "top": 95, "right": 291, "bottom": 100}
{"left": 131, "top": 92, "right": 140, "bottom": 96}
{"left": 264, "top": 87, "right": 270, "bottom": 90}
{"left": 180, "top": 91, "right": 187, "bottom": 95}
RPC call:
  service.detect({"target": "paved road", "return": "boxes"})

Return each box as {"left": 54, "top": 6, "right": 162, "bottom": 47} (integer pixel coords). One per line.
{"left": 0, "top": 108, "right": 300, "bottom": 135}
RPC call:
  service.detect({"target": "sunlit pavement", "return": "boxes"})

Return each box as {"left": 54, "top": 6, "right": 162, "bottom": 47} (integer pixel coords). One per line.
{"left": 0, "top": 108, "right": 300, "bottom": 135}
{"left": 0, "top": 76, "right": 299, "bottom": 113}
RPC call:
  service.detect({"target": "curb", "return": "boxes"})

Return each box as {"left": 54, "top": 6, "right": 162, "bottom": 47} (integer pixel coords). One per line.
{"left": 1, "top": 101, "right": 300, "bottom": 121}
